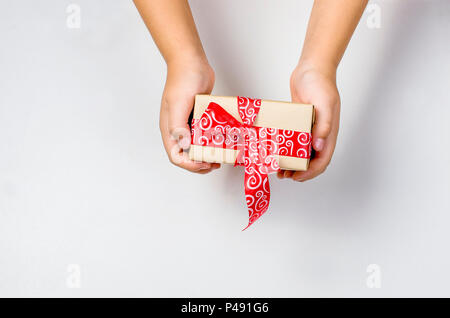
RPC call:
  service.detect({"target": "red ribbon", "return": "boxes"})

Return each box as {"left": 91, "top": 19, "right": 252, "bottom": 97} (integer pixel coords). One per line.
{"left": 191, "top": 97, "right": 312, "bottom": 229}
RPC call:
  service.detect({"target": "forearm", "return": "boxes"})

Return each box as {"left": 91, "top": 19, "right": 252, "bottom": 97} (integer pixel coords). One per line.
{"left": 133, "top": 0, "right": 208, "bottom": 66}
{"left": 299, "top": 0, "right": 368, "bottom": 77}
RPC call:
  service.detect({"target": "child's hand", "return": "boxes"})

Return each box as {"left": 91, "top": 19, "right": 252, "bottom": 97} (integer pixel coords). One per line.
{"left": 276, "top": 0, "right": 367, "bottom": 182}
{"left": 160, "top": 60, "right": 220, "bottom": 173}
{"left": 278, "top": 64, "right": 340, "bottom": 182}
{"left": 134, "top": 0, "right": 219, "bottom": 173}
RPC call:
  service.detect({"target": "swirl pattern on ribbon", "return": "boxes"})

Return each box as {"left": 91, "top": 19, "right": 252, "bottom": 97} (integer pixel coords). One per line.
{"left": 191, "top": 97, "right": 312, "bottom": 229}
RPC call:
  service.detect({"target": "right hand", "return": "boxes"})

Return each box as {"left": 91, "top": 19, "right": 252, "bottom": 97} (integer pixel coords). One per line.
{"left": 159, "top": 58, "right": 220, "bottom": 173}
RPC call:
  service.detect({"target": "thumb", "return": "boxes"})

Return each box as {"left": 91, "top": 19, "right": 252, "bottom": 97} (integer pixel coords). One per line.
{"left": 311, "top": 105, "right": 333, "bottom": 152}
{"left": 168, "top": 98, "right": 194, "bottom": 150}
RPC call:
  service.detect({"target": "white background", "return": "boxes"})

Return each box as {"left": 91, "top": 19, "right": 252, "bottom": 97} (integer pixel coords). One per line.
{"left": 1, "top": 0, "right": 449, "bottom": 297}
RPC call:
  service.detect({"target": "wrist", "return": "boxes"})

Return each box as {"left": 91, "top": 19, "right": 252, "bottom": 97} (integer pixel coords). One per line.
{"left": 167, "top": 54, "right": 213, "bottom": 82}
{"left": 167, "top": 56, "right": 214, "bottom": 82}
{"left": 165, "top": 53, "right": 215, "bottom": 93}
{"left": 295, "top": 58, "right": 337, "bottom": 82}
{"left": 166, "top": 50, "right": 210, "bottom": 70}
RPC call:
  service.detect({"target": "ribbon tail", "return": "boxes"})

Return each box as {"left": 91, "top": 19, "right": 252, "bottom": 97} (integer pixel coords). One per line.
{"left": 242, "top": 166, "right": 271, "bottom": 231}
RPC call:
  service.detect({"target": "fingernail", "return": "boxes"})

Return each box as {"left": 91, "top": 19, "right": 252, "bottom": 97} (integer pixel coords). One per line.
{"left": 178, "top": 137, "right": 190, "bottom": 150}
{"left": 294, "top": 175, "right": 305, "bottom": 182}
{"left": 199, "top": 165, "right": 210, "bottom": 170}
{"left": 314, "top": 138, "right": 325, "bottom": 151}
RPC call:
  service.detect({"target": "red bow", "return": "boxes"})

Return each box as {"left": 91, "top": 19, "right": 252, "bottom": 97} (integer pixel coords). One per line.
{"left": 191, "top": 97, "right": 311, "bottom": 229}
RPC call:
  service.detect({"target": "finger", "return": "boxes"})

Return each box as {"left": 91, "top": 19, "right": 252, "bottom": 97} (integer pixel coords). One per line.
{"left": 168, "top": 97, "right": 195, "bottom": 149}
{"left": 175, "top": 150, "right": 213, "bottom": 173}
{"left": 292, "top": 133, "right": 336, "bottom": 182}
{"left": 292, "top": 155, "right": 329, "bottom": 182}
{"left": 284, "top": 170, "right": 294, "bottom": 178}
{"left": 277, "top": 169, "right": 295, "bottom": 179}
{"left": 175, "top": 150, "right": 220, "bottom": 174}
{"left": 189, "top": 162, "right": 220, "bottom": 174}
{"left": 312, "top": 102, "right": 334, "bottom": 152}
{"left": 161, "top": 107, "right": 215, "bottom": 173}
{"left": 198, "top": 163, "right": 221, "bottom": 174}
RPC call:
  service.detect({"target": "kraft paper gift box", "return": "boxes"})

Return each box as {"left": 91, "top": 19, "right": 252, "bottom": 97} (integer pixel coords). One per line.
{"left": 189, "top": 95, "right": 315, "bottom": 171}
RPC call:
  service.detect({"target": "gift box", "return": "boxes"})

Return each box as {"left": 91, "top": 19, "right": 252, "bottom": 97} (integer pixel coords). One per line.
{"left": 189, "top": 95, "right": 315, "bottom": 229}
{"left": 189, "top": 95, "right": 314, "bottom": 170}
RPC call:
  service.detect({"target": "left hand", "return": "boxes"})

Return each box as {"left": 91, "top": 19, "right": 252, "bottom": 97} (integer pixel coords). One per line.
{"left": 278, "top": 63, "right": 341, "bottom": 182}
